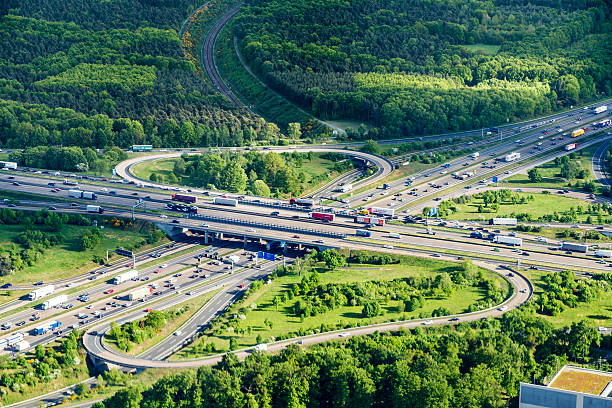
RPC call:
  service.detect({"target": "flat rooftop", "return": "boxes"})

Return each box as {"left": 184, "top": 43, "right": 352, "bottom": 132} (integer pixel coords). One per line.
{"left": 548, "top": 366, "right": 612, "bottom": 396}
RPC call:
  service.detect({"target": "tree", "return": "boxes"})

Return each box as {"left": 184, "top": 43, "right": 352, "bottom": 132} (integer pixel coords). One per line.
{"left": 362, "top": 300, "right": 381, "bottom": 318}
{"left": 566, "top": 320, "right": 600, "bottom": 362}
{"left": 528, "top": 168, "right": 543, "bottom": 183}
{"left": 288, "top": 122, "right": 302, "bottom": 140}
{"left": 321, "top": 250, "right": 346, "bottom": 270}
{"left": 75, "top": 382, "right": 88, "bottom": 396}
{"left": 360, "top": 139, "right": 381, "bottom": 155}
{"left": 251, "top": 179, "right": 271, "bottom": 197}
{"left": 220, "top": 161, "right": 247, "bottom": 193}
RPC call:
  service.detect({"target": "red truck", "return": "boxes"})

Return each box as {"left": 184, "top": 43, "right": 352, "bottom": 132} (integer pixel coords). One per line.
{"left": 354, "top": 216, "right": 385, "bottom": 226}
{"left": 172, "top": 194, "right": 197, "bottom": 204}
{"left": 309, "top": 212, "right": 335, "bottom": 222}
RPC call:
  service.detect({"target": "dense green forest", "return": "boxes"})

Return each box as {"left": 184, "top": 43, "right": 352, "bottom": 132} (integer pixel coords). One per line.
{"left": 233, "top": 0, "right": 612, "bottom": 139}
{"left": 94, "top": 308, "right": 610, "bottom": 408}
{"left": 0, "top": 0, "right": 281, "bottom": 148}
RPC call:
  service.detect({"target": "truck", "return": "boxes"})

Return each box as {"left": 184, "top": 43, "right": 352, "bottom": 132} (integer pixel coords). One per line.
{"left": 112, "top": 270, "right": 139, "bottom": 285}
{"left": 27, "top": 285, "right": 54, "bottom": 301}
{"left": 172, "top": 194, "right": 197, "bottom": 204}
{"left": 354, "top": 216, "right": 385, "bottom": 226}
{"left": 571, "top": 128, "right": 585, "bottom": 138}
{"left": 493, "top": 235, "right": 523, "bottom": 246}
{"left": 594, "top": 105, "right": 608, "bottom": 114}
{"left": 86, "top": 205, "right": 104, "bottom": 214}
{"left": 471, "top": 152, "right": 480, "bottom": 159}
{"left": 14, "top": 340, "right": 30, "bottom": 352}
{"left": 505, "top": 152, "right": 521, "bottom": 162}
{"left": 368, "top": 207, "right": 395, "bottom": 217}
{"left": 63, "top": 179, "right": 78, "bottom": 186}
{"left": 33, "top": 320, "right": 61, "bottom": 335}
{"left": 225, "top": 255, "right": 240, "bottom": 264}
{"left": 128, "top": 286, "right": 153, "bottom": 301}
{"left": 68, "top": 190, "right": 97, "bottom": 200}
{"left": 6, "top": 332, "right": 24, "bottom": 346}
{"left": 594, "top": 249, "right": 612, "bottom": 258}
{"left": 212, "top": 197, "right": 238, "bottom": 207}
{"left": 309, "top": 212, "right": 335, "bottom": 222}
{"left": 289, "top": 198, "right": 315, "bottom": 207}
{"left": 559, "top": 241, "right": 588, "bottom": 253}
{"left": 339, "top": 184, "right": 353, "bottom": 193}
{"left": 42, "top": 295, "right": 68, "bottom": 310}
{"left": 595, "top": 118, "right": 611, "bottom": 128}
{"left": 489, "top": 218, "right": 518, "bottom": 226}
{"left": 0, "top": 161, "right": 17, "bottom": 169}
{"left": 355, "top": 229, "right": 372, "bottom": 237}
{"left": 565, "top": 143, "right": 577, "bottom": 151}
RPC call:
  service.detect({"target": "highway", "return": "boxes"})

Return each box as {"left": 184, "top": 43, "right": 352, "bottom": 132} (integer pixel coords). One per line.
{"left": 592, "top": 139, "right": 610, "bottom": 187}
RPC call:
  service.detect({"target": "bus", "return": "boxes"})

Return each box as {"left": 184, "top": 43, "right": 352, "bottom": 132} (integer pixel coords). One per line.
{"left": 571, "top": 129, "right": 585, "bottom": 138}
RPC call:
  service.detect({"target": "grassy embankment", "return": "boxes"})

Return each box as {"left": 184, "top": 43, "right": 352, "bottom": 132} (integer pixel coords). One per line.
{"left": 173, "top": 257, "right": 509, "bottom": 359}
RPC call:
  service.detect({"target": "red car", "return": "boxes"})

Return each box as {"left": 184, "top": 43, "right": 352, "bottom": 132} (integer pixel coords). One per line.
{"left": 155, "top": 269, "right": 162, "bottom": 274}
{"left": 102, "top": 178, "right": 108, "bottom": 181}
{"left": 239, "top": 284, "right": 246, "bottom": 289}
{"left": 293, "top": 235, "right": 301, "bottom": 238}
{"left": 145, "top": 308, "right": 152, "bottom": 313}
{"left": 104, "top": 289, "right": 114, "bottom": 294}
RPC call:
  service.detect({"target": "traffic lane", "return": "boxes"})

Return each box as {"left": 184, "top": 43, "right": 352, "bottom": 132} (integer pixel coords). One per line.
{"left": 592, "top": 139, "right": 610, "bottom": 187}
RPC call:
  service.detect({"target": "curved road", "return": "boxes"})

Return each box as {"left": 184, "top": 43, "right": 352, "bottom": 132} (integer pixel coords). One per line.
{"left": 592, "top": 139, "right": 610, "bottom": 187}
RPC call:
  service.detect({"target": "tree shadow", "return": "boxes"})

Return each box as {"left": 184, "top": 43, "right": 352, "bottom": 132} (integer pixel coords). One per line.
{"left": 587, "top": 314, "right": 609, "bottom": 320}
{"left": 342, "top": 311, "right": 362, "bottom": 319}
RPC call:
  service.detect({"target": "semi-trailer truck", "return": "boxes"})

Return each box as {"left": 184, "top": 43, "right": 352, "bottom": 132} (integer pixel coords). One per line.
{"left": 289, "top": 198, "right": 315, "bottom": 207}
{"left": 368, "top": 207, "right": 395, "bottom": 217}
{"left": 565, "top": 143, "right": 577, "bottom": 151}
{"left": 172, "top": 194, "right": 197, "bottom": 204}
{"left": 86, "top": 205, "right": 104, "bottom": 214}
{"left": 68, "top": 190, "right": 97, "bottom": 200}
{"left": 128, "top": 286, "right": 153, "bottom": 301}
{"left": 559, "top": 242, "right": 588, "bottom": 253}
{"left": 27, "top": 285, "right": 54, "bottom": 300}
{"left": 594, "top": 105, "right": 607, "bottom": 114}
{"left": 489, "top": 218, "right": 518, "bottom": 226}
{"left": 33, "top": 320, "right": 61, "bottom": 335}
{"left": 212, "top": 197, "right": 238, "bottom": 207}
{"left": 355, "top": 229, "right": 371, "bottom": 237}
{"left": 309, "top": 212, "right": 335, "bottom": 222}
{"left": 112, "top": 270, "right": 139, "bottom": 285}
{"left": 594, "top": 249, "right": 612, "bottom": 258}
{"left": 354, "top": 216, "right": 385, "bottom": 226}
{"left": 571, "top": 129, "right": 585, "bottom": 138}
{"left": 471, "top": 152, "right": 480, "bottom": 159}
{"left": 5, "top": 332, "right": 24, "bottom": 346}
{"left": 505, "top": 152, "right": 521, "bottom": 162}
{"left": 595, "top": 119, "right": 611, "bottom": 128}
{"left": 493, "top": 235, "right": 522, "bottom": 246}
{"left": 0, "top": 161, "right": 17, "bottom": 169}
{"left": 42, "top": 294, "right": 68, "bottom": 310}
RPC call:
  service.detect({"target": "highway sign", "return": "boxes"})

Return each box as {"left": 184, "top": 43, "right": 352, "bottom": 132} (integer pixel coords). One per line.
{"left": 112, "top": 168, "right": 117, "bottom": 176}
{"left": 258, "top": 251, "right": 275, "bottom": 261}
{"left": 429, "top": 207, "right": 438, "bottom": 217}
{"left": 492, "top": 176, "right": 498, "bottom": 183}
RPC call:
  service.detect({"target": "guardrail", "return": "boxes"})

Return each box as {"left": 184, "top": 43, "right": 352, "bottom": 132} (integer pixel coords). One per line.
{"left": 187, "top": 214, "right": 347, "bottom": 238}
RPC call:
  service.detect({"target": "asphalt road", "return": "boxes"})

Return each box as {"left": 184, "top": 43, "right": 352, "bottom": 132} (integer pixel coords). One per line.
{"left": 592, "top": 139, "right": 610, "bottom": 187}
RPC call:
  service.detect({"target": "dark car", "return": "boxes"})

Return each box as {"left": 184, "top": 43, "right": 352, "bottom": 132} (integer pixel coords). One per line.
{"left": 48, "top": 206, "right": 57, "bottom": 210}
{"left": 11, "top": 181, "right": 20, "bottom": 186}
{"left": 270, "top": 211, "right": 279, "bottom": 216}
{"left": 172, "top": 219, "right": 180, "bottom": 223}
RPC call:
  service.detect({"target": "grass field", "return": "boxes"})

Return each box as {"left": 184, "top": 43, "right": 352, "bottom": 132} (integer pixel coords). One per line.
{"left": 461, "top": 44, "right": 501, "bottom": 55}
{"left": 174, "top": 259, "right": 509, "bottom": 358}
{"left": 0, "top": 222, "right": 167, "bottom": 286}
{"left": 131, "top": 158, "right": 182, "bottom": 184}
{"left": 104, "top": 288, "right": 221, "bottom": 356}
{"left": 444, "top": 191, "right": 610, "bottom": 223}
{"left": 522, "top": 269, "right": 612, "bottom": 327}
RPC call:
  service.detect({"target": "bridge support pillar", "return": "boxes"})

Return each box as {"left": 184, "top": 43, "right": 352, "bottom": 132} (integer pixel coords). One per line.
{"left": 284, "top": 244, "right": 287, "bottom": 255}
{"left": 266, "top": 242, "right": 271, "bottom": 251}
{"left": 298, "top": 244, "right": 303, "bottom": 251}
{"left": 204, "top": 232, "right": 209, "bottom": 244}
{"left": 218, "top": 232, "right": 224, "bottom": 240}
{"left": 243, "top": 236, "right": 247, "bottom": 248}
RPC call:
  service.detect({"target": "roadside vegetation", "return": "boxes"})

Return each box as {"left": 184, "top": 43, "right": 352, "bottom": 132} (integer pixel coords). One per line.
{"left": 133, "top": 151, "right": 356, "bottom": 196}
{"left": 173, "top": 249, "right": 509, "bottom": 358}
{"left": 0, "top": 209, "right": 166, "bottom": 286}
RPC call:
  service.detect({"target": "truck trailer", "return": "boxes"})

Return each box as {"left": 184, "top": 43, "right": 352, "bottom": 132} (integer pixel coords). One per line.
{"left": 309, "top": 212, "right": 335, "bottom": 222}
{"left": 565, "top": 143, "right": 577, "bottom": 151}
{"left": 493, "top": 235, "right": 523, "bottom": 246}
{"left": 559, "top": 242, "right": 588, "bottom": 253}
{"left": 489, "top": 218, "right": 518, "bottom": 226}
{"left": 172, "top": 194, "right": 197, "bottom": 204}
{"left": 505, "top": 152, "right": 521, "bottom": 162}
{"left": 594, "top": 249, "right": 612, "bottom": 258}
{"left": 212, "top": 197, "right": 238, "bottom": 207}
{"left": 68, "top": 190, "right": 97, "bottom": 200}
{"left": 27, "top": 285, "right": 54, "bottom": 301}
{"left": 0, "top": 161, "right": 17, "bottom": 169}
{"left": 368, "top": 207, "right": 395, "bottom": 217}
{"left": 128, "top": 286, "right": 153, "bottom": 301}
{"left": 112, "top": 270, "right": 139, "bottom": 285}
{"left": 289, "top": 198, "right": 315, "bottom": 207}
{"left": 14, "top": 340, "right": 30, "bottom": 352}
{"left": 594, "top": 105, "right": 608, "bottom": 114}
{"left": 42, "top": 295, "right": 68, "bottom": 310}
{"left": 354, "top": 216, "right": 385, "bottom": 226}
{"left": 6, "top": 332, "right": 24, "bottom": 346}
{"left": 86, "top": 205, "right": 104, "bottom": 214}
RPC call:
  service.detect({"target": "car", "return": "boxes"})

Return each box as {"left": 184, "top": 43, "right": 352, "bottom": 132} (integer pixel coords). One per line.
{"left": 86, "top": 304, "right": 94, "bottom": 309}
{"left": 1, "top": 283, "right": 12, "bottom": 289}
{"left": 247, "top": 228, "right": 256, "bottom": 232}
{"left": 292, "top": 235, "right": 301, "bottom": 238}
{"left": 422, "top": 320, "right": 434, "bottom": 325}
{"left": 383, "top": 245, "right": 394, "bottom": 249}
{"left": 104, "top": 289, "right": 114, "bottom": 294}
{"left": 520, "top": 289, "right": 528, "bottom": 293}
{"left": 11, "top": 181, "right": 20, "bottom": 186}
{"left": 449, "top": 317, "right": 459, "bottom": 322}
{"left": 338, "top": 332, "right": 350, "bottom": 338}
{"left": 145, "top": 308, "right": 153, "bottom": 313}
{"left": 7, "top": 176, "right": 14, "bottom": 179}
{"left": 174, "top": 330, "right": 182, "bottom": 336}
{"left": 159, "top": 214, "right": 168, "bottom": 218}
{"left": 123, "top": 302, "right": 132, "bottom": 308}
{"left": 70, "top": 202, "right": 78, "bottom": 207}
{"left": 498, "top": 306, "right": 508, "bottom": 311}
{"left": 186, "top": 291, "right": 193, "bottom": 296}
{"left": 15, "top": 320, "right": 26, "bottom": 327}
{"left": 160, "top": 263, "right": 168, "bottom": 268}
{"left": 239, "top": 284, "right": 246, "bottom": 288}
{"left": 200, "top": 223, "right": 209, "bottom": 227}
{"left": 314, "top": 239, "right": 325, "bottom": 244}
{"left": 270, "top": 211, "right": 279, "bottom": 216}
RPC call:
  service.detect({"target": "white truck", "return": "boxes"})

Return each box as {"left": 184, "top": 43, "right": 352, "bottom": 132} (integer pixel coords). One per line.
{"left": 42, "top": 294, "right": 68, "bottom": 310}
{"left": 494, "top": 235, "right": 522, "bottom": 246}
{"left": 254, "top": 343, "right": 268, "bottom": 352}
{"left": 368, "top": 207, "right": 395, "bottom": 217}
{"left": 489, "top": 218, "right": 518, "bottom": 226}
{"left": 225, "top": 255, "right": 240, "bottom": 264}
{"left": 86, "top": 205, "right": 104, "bottom": 214}
{"left": 27, "top": 285, "right": 54, "bottom": 301}
{"left": 128, "top": 286, "right": 153, "bottom": 301}
{"left": 505, "top": 152, "right": 521, "bottom": 162}
{"left": 594, "top": 249, "right": 612, "bottom": 258}
{"left": 212, "top": 197, "right": 238, "bottom": 207}
{"left": 471, "top": 152, "right": 480, "bottom": 159}
{"left": 559, "top": 242, "right": 588, "bottom": 253}
{"left": 0, "top": 161, "right": 17, "bottom": 169}
{"left": 6, "top": 332, "right": 24, "bottom": 347}
{"left": 112, "top": 270, "right": 138, "bottom": 285}
{"left": 594, "top": 105, "right": 607, "bottom": 114}
{"left": 14, "top": 340, "right": 30, "bottom": 352}
{"left": 339, "top": 184, "right": 353, "bottom": 193}
{"left": 68, "top": 190, "right": 97, "bottom": 200}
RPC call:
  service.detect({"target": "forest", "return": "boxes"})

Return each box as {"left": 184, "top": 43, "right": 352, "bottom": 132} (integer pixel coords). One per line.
{"left": 94, "top": 308, "right": 610, "bottom": 408}
{"left": 0, "top": 0, "right": 287, "bottom": 149}
{"left": 233, "top": 0, "right": 611, "bottom": 139}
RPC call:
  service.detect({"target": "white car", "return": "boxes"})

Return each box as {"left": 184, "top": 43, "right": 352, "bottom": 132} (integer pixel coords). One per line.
{"left": 423, "top": 320, "right": 434, "bottom": 325}
{"left": 498, "top": 306, "right": 508, "bottom": 311}
{"left": 383, "top": 245, "right": 394, "bottom": 249}
{"left": 160, "top": 264, "right": 168, "bottom": 268}
{"left": 247, "top": 228, "right": 256, "bottom": 232}
{"left": 100, "top": 188, "right": 108, "bottom": 192}
{"left": 174, "top": 330, "right": 182, "bottom": 336}
{"left": 200, "top": 223, "right": 209, "bottom": 227}
{"left": 159, "top": 214, "right": 168, "bottom": 218}
{"left": 338, "top": 332, "right": 350, "bottom": 338}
